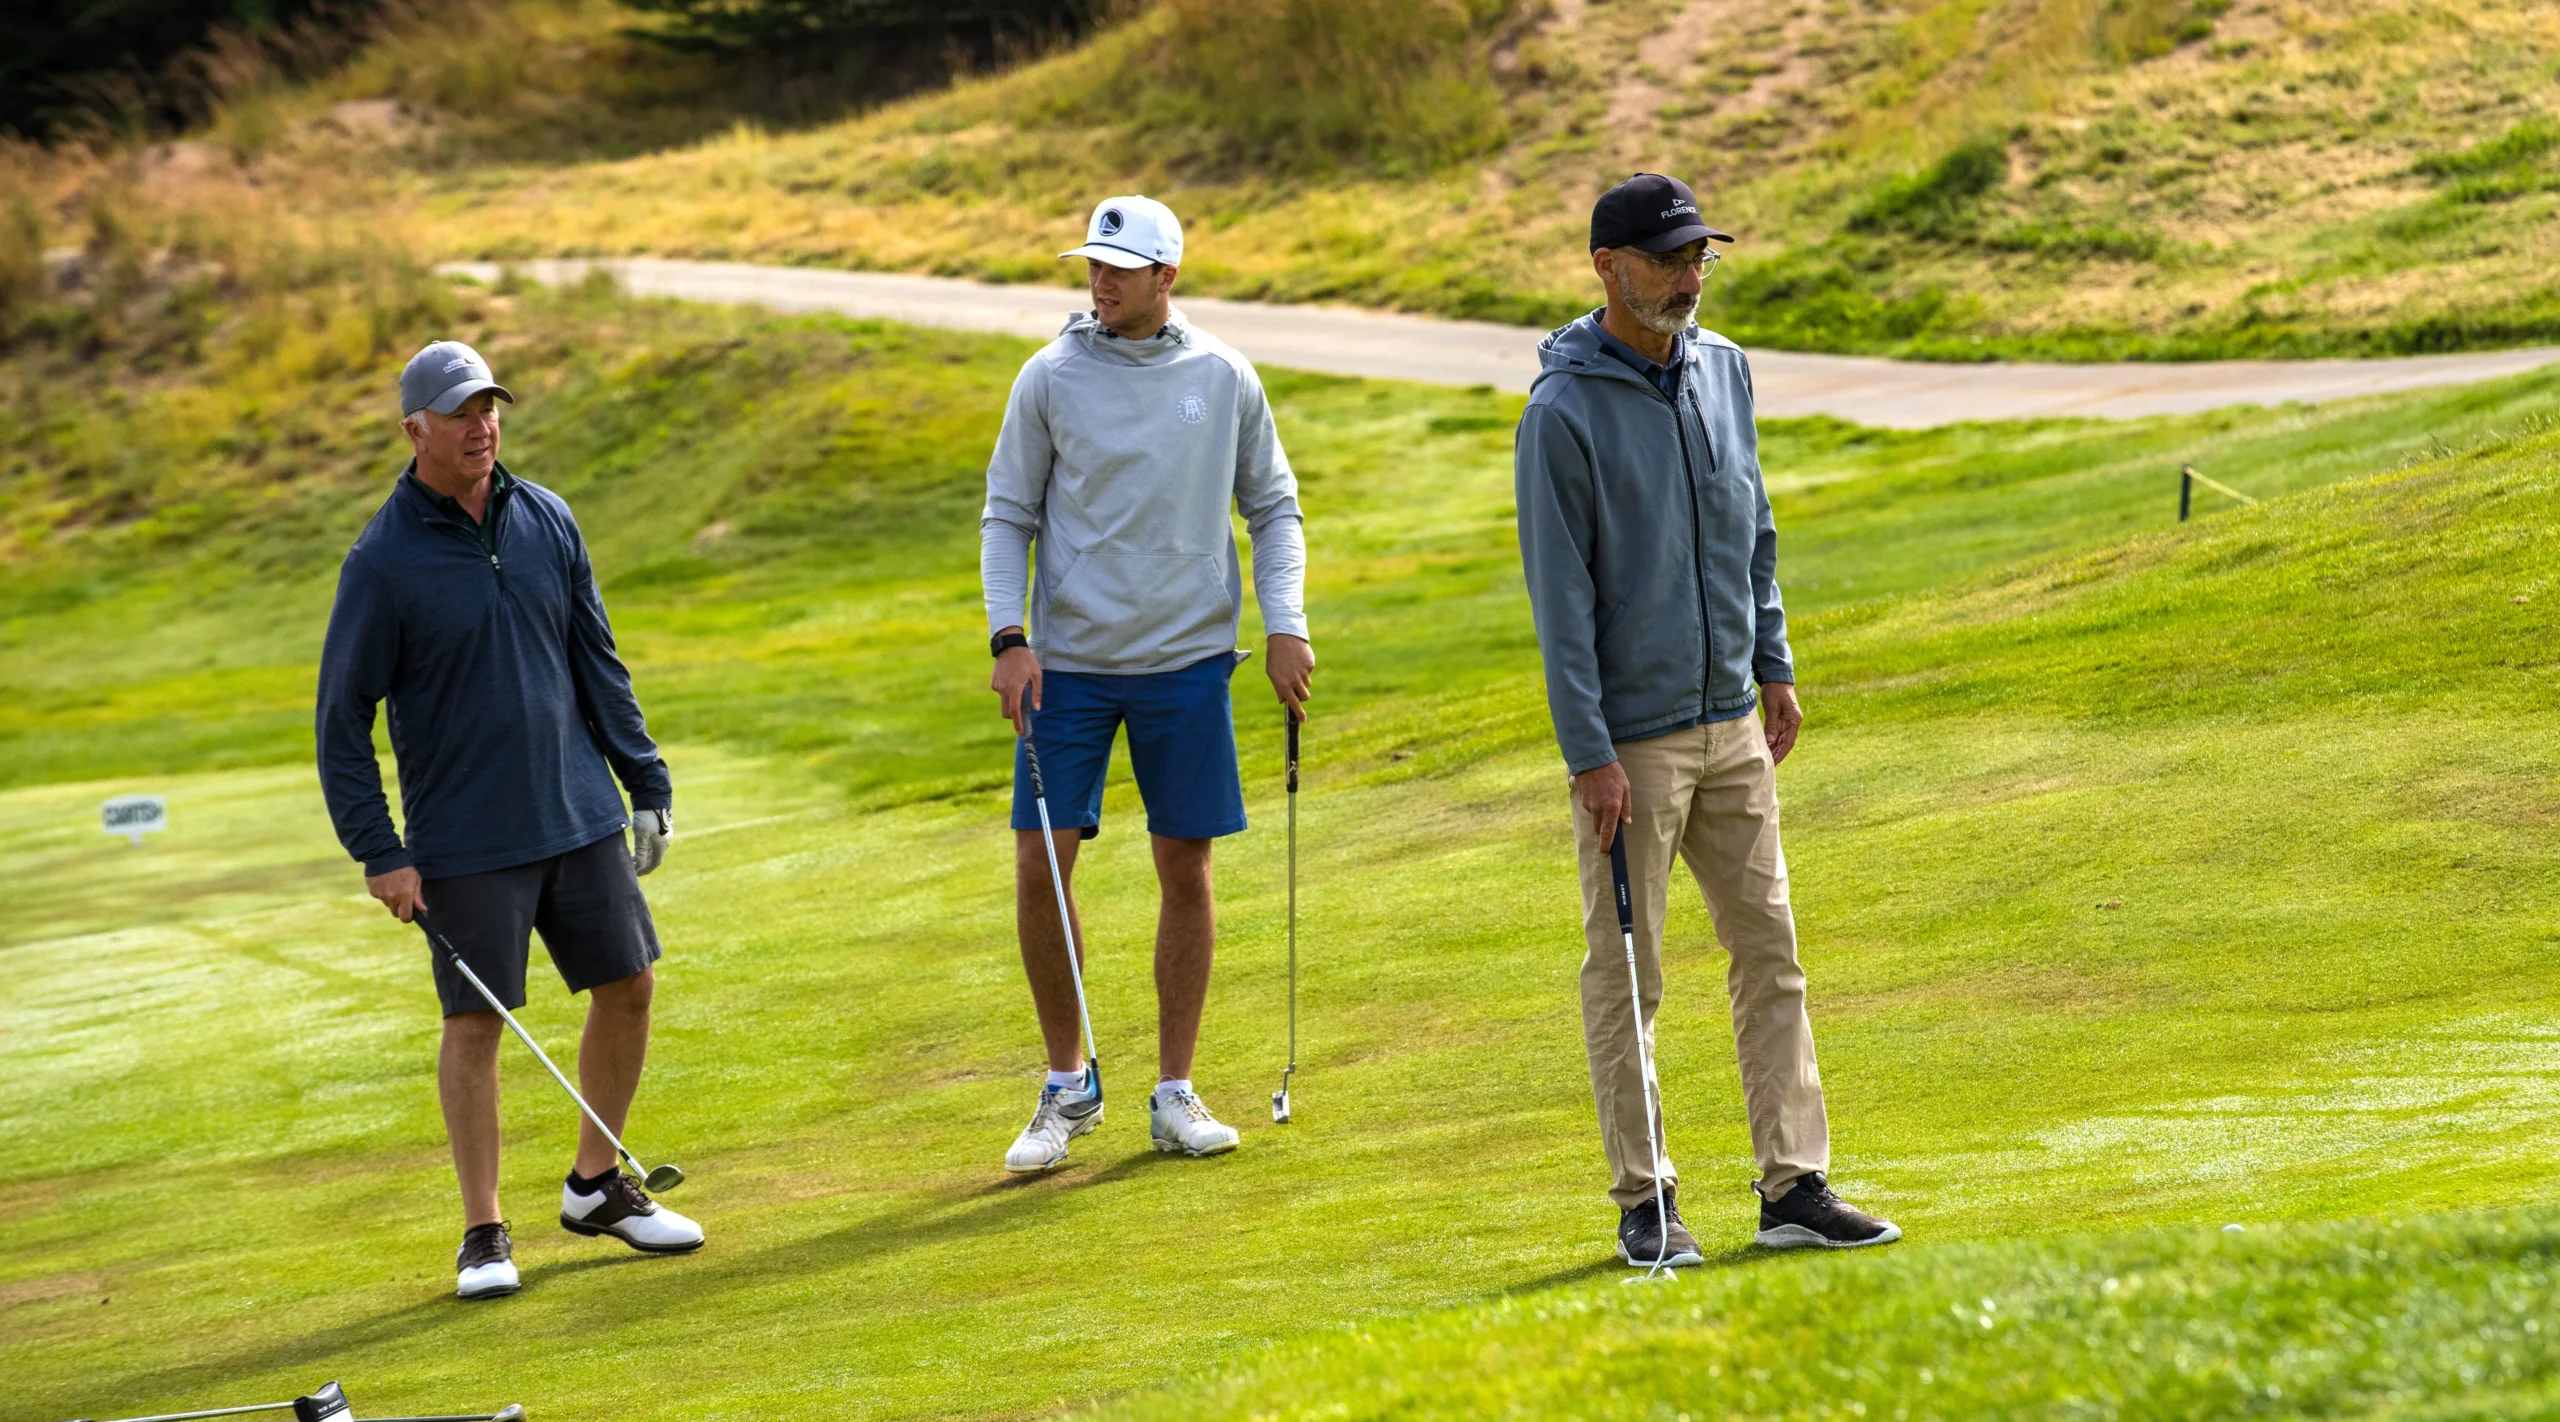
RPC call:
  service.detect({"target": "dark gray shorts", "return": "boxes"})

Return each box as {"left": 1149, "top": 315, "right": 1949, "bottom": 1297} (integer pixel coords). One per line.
{"left": 419, "top": 830, "right": 661, "bottom": 1018}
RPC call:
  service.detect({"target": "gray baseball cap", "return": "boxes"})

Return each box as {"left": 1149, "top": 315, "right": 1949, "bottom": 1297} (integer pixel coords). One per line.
{"left": 399, "top": 340, "right": 515, "bottom": 418}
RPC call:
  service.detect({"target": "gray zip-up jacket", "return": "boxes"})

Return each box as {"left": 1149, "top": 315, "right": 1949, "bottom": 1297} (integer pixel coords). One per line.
{"left": 981, "top": 306, "right": 1308, "bottom": 674}
{"left": 1514, "top": 312, "right": 1793, "bottom": 776}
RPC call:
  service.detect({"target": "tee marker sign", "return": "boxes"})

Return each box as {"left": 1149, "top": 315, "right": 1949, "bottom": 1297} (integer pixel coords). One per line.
{"left": 102, "top": 794, "right": 167, "bottom": 846}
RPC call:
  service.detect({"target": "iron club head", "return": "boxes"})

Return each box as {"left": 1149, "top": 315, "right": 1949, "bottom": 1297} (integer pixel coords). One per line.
{"left": 491, "top": 1407, "right": 527, "bottom": 1421}
{"left": 1271, "top": 1089, "right": 1291, "bottom": 1124}
{"left": 643, "top": 1162, "right": 685, "bottom": 1193}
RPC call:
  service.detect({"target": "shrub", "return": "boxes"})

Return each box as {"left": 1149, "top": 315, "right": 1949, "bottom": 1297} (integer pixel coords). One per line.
{"left": 1, "top": 0, "right": 385, "bottom": 142}
{"left": 1846, "top": 137, "right": 2009, "bottom": 241}
{"left": 2413, "top": 117, "right": 2560, "bottom": 181}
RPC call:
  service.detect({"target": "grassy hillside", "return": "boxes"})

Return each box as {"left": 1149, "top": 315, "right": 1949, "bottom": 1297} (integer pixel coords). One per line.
{"left": 30, "top": 0, "right": 2560, "bottom": 360}
{"left": 8, "top": 268, "right": 2560, "bottom": 1417}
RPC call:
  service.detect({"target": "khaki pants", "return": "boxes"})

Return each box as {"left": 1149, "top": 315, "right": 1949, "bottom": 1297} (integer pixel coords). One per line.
{"left": 1574, "top": 715, "right": 1828, "bottom": 1209}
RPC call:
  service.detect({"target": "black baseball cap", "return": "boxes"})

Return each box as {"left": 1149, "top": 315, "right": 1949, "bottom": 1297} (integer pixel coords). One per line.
{"left": 1590, "top": 173, "right": 1734, "bottom": 253}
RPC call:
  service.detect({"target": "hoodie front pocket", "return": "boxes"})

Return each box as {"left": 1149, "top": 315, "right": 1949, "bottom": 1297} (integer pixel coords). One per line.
{"left": 1043, "top": 552, "right": 1233, "bottom": 661}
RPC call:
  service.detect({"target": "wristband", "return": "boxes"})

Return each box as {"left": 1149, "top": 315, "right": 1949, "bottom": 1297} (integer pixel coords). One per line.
{"left": 991, "top": 630, "right": 1029, "bottom": 658}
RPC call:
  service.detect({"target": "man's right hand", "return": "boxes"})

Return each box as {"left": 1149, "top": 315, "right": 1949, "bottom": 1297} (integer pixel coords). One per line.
{"left": 992, "top": 632, "right": 1043, "bottom": 736}
{"left": 1574, "top": 760, "right": 1634, "bottom": 853}
{"left": 367, "top": 865, "right": 426, "bottom": 922}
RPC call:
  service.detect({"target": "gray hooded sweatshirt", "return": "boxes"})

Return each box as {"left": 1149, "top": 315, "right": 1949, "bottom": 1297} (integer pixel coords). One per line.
{"left": 1514, "top": 312, "right": 1793, "bottom": 776}
{"left": 981, "top": 306, "right": 1308, "bottom": 674}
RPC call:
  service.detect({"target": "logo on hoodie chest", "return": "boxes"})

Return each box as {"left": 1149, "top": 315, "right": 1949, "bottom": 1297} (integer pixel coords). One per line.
{"left": 1177, "top": 392, "right": 1208, "bottom": 425}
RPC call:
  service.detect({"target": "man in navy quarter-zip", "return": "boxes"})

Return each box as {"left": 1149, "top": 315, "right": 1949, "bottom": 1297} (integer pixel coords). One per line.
{"left": 1515, "top": 175, "right": 1900, "bottom": 1270}
{"left": 318, "top": 341, "right": 703, "bottom": 1302}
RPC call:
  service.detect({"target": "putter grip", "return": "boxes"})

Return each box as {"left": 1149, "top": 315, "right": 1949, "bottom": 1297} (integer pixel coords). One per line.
{"left": 1022, "top": 733, "right": 1047, "bottom": 799}
{"left": 1608, "top": 834, "right": 1636, "bottom": 937}
{"left": 1285, "top": 709, "right": 1299, "bottom": 792}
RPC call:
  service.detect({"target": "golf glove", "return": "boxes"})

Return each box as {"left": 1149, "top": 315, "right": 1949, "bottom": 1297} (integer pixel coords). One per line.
{"left": 631, "top": 808, "right": 672, "bottom": 877}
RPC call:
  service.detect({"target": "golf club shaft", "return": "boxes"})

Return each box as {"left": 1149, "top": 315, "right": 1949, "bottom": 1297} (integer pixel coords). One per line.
{"left": 1021, "top": 731, "right": 1103, "bottom": 1082}
{"left": 77, "top": 1403, "right": 295, "bottom": 1422}
{"left": 1285, "top": 708, "right": 1298, "bottom": 1082}
{"left": 1609, "top": 833, "right": 1673, "bottom": 1272}
{"left": 416, "top": 912, "right": 646, "bottom": 1178}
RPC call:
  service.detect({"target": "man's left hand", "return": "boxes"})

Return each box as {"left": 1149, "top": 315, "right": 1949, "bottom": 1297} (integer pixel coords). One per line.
{"left": 1761, "top": 682, "right": 1803, "bottom": 764}
{"left": 1267, "top": 634, "right": 1315, "bottom": 720}
{"left": 631, "top": 808, "right": 673, "bottom": 877}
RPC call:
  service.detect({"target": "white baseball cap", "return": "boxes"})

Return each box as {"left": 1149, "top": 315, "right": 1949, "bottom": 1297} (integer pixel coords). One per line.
{"left": 1061, "top": 195, "right": 1184, "bottom": 269}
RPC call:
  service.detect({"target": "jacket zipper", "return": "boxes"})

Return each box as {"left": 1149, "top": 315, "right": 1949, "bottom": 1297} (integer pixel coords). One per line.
{"left": 1669, "top": 384, "right": 1712, "bottom": 711}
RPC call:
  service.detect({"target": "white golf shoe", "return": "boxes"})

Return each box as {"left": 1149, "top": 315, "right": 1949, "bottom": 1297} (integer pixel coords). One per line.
{"left": 561, "top": 1171, "right": 705, "bottom": 1254}
{"left": 455, "top": 1221, "right": 519, "bottom": 1300}
{"left": 1005, "top": 1077, "right": 1104, "bottom": 1174}
{"left": 1149, "top": 1084, "right": 1240, "bottom": 1158}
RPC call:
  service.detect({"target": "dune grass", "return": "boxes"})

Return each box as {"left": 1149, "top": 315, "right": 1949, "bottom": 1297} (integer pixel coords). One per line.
{"left": 8, "top": 282, "right": 2560, "bottom": 1417}
{"left": 41, "top": 0, "right": 2560, "bottom": 360}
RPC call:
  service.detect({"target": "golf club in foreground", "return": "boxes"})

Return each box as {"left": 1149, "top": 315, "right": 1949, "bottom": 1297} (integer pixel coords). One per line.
{"left": 1610, "top": 834, "right": 1676, "bottom": 1282}
{"left": 65, "top": 1378, "right": 525, "bottom": 1422}
{"left": 1022, "top": 727, "right": 1105, "bottom": 1107}
{"left": 413, "top": 909, "right": 685, "bottom": 1194}
{"left": 1273, "top": 708, "right": 1300, "bottom": 1124}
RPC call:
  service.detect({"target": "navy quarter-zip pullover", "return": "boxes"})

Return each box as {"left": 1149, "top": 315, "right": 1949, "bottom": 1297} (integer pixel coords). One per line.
{"left": 317, "top": 460, "right": 670, "bottom": 879}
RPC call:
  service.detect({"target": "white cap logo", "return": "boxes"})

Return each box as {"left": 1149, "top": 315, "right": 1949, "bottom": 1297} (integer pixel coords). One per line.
{"left": 1061, "top": 194, "right": 1184, "bottom": 269}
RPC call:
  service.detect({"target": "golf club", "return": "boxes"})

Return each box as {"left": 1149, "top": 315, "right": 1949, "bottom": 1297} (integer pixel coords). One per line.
{"left": 1610, "top": 834, "right": 1676, "bottom": 1283}
{"left": 413, "top": 910, "right": 685, "bottom": 1194}
{"left": 1272, "top": 707, "right": 1299, "bottom": 1124}
{"left": 64, "top": 1380, "right": 524, "bottom": 1422}
{"left": 1021, "top": 726, "right": 1104, "bottom": 1106}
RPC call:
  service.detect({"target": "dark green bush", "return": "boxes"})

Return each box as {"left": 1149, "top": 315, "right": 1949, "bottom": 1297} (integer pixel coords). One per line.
{"left": 1846, "top": 137, "right": 2009, "bottom": 241}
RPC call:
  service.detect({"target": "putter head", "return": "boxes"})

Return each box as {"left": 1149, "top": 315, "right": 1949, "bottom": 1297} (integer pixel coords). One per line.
{"left": 1271, "top": 1088, "right": 1291, "bottom": 1124}
{"left": 643, "top": 1162, "right": 685, "bottom": 1193}
{"left": 294, "top": 1382, "right": 352, "bottom": 1421}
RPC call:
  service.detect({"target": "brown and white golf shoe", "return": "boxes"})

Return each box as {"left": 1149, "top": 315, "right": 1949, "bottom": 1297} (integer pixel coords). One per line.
{"left": 561, "top": 1171, "right": 705, "bottom": 1253}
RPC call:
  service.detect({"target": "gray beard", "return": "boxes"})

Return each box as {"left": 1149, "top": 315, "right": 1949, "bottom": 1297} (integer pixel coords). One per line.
{"left": 1633, "top": 293, "right": 1696, "bottom": 337}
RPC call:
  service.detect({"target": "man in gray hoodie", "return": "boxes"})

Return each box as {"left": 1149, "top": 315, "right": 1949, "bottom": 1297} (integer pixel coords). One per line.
{"left": 1515, "top": 173, "right": 1900, "bottom": 1265}
{"left": 982, "top": 195, "right": 1313, "bottom": 1174}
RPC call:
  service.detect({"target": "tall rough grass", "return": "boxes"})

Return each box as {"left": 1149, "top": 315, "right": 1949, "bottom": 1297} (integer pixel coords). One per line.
{"left": 1101, "top": 0, "right": 1517, "bottom": 175}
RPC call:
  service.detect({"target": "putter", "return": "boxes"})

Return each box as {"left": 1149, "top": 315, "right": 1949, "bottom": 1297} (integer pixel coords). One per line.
{"left": 1610, "top": 834, "right": 1677, "bottom": 1284}
{"left": 414, "top": 910, "right": 684, "bottom": 1194}
{"left": 1021, "top": 727, "right": 1104, "bottom": 1107}
{"left": 64, "top": 1381, "right": 524, "bottom": 1422}
{"left": 1272, "top": 707, "right": 1299, "bottom": 1124}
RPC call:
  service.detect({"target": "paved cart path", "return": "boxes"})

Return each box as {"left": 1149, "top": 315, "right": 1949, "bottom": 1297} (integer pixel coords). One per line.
{"left": 449, "top": 259, "right": 2560, "bottom": 429}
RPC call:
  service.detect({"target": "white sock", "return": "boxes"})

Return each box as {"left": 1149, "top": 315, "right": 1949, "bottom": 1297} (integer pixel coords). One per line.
{"left": 1046, "top": 1068, "right": 1087, "bottom": 1092}
{"left": 1155, "top": 1078, "right": 1193, "bottom": 1101}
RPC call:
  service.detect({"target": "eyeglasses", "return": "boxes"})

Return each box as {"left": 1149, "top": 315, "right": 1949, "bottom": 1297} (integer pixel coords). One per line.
{"left": 1626, "top": 247, "right": 1720, "bottom": 278}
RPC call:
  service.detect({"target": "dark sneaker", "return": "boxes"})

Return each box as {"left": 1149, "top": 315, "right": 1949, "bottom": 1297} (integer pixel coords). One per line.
{"left": 456, "top": 1221, "right": 519, "bottom": 1300}
{"left": 561, "top": 1172, "right": 705, "bottom": 1254}
{"left": 1755, "top": 1172, "right": 1901, "bottom": 1249}
{"left": 1617, "top": 1185, "right": 1706, "bottom": 1268}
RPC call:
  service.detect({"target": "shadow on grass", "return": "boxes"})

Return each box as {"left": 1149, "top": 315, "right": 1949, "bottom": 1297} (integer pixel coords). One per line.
{"left": 1501, "top": 1242, "right": 1778, "bottom": 1299}
{"left": 101, "top": 1145, "right": 1281, "bottom": 1404}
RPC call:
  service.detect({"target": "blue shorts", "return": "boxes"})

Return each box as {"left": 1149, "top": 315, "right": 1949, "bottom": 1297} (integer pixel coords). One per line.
{"left": 1013, "top": 653, "right": 1247, "bottom": 841}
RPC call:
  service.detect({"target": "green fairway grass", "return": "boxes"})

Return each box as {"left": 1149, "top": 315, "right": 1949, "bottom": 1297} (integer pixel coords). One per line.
{"left": 8, "top": 282, "right": 2560, "bottom": 1418}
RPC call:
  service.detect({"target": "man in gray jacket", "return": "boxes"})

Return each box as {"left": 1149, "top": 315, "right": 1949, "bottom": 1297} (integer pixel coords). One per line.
{"left": 1515, "top": 174, "right": 1899, "bottom": 1265}
{"left": 982, "top": 194, "right": 1313, "bottom": 1174}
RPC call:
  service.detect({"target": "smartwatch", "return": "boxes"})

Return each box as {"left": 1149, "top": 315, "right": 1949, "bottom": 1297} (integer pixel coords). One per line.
{"left": 991, "top": 629, "right": 1029, "bottom": 658}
